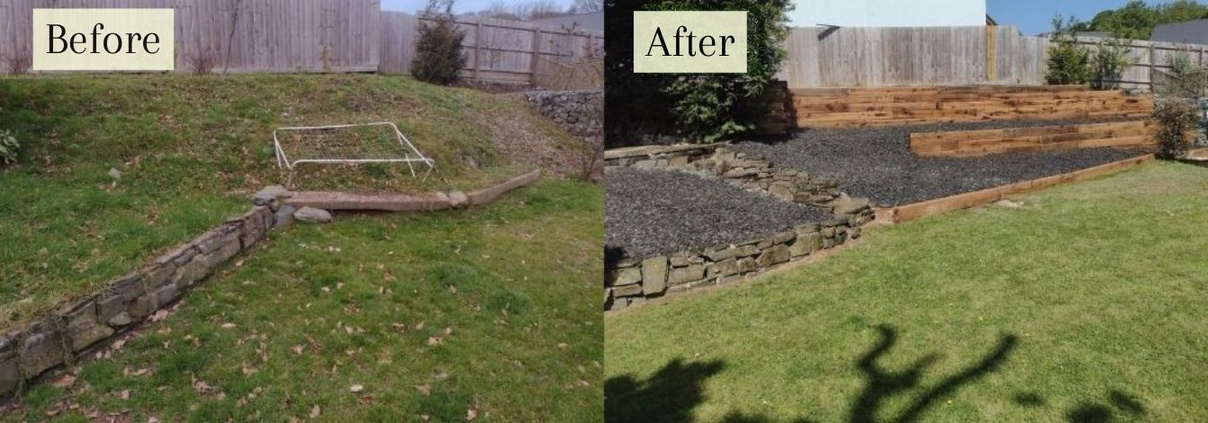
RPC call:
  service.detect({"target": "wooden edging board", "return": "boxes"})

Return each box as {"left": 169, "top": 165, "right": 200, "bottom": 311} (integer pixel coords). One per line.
{"left": 877, "top": 154, "right": 1155, "bottom": 223}
{"left": 603, "top": 143, "right": 725, "bottom": 160}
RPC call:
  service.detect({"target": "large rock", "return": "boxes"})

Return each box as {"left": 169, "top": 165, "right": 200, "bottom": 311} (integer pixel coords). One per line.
{"left": 19, "top": 320, "right": 65, "bottom": 378}
{"left": 640, "top": 257, "right": 668, "bottom": 296}
{"left": 756, "top": 245, "right": 791, "bottom": 267}
{"left": 252, "top": 185, "right": 291, "bottom": 206}
{"left": 832, "top": 193, "right": 871, "bottom": 216}
{"left": 448, "top": 191, "right": 469, "bottom": 209}
{"left": 707, "top": 258, "right": 738, "bottom": 279}
{"left": 0, "top": 336, "right": 18, "bottom": 397}
{"left": 64, "top": 300, "right": 113, "bottom": 352}
{"left": 609, "top": 267, "right": 641, "bottom": 287}
{"left": 273, "top": 204, "right": 296, "bottom": 228}
{"left": 668, "top": 265, "right": 706, "bottom": 286}
{"left": 97, "top": 273, "right": 143, "bottom": 326}
{"left": 294, "top": 207, "right": 333, "bottom": 224}
{"left": 705, "top": 244, "right": 759, "bottom": 262}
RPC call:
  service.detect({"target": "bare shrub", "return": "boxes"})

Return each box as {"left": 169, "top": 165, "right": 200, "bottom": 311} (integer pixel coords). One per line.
{"left": 532, "top": 25, "right": 603, "bottom": 90}
{"left": 188, "top": 49, "right": 219, "bottom": 74}
{"left": 3, "top": 48, "right": 32, "bottom": 75}
{"left": 576, "top": 137, "right": 603, "bottom": 182}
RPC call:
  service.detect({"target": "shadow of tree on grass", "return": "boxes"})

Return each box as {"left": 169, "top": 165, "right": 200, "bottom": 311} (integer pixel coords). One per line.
{"left": 605, "top": 325, "right": 1019, "bottom": 422}
{"left": 851, "top": 325, "right": 1019, "bottom": 423}
{"left": 604, "top": 358, "right": 726, "bottom": 423}
{"left": 1019, "top": 389, "right": 1146, "bottom": 423}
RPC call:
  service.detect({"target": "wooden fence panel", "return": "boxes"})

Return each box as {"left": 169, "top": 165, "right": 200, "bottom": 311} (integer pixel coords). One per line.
{"left": 1, "top": 3, "right": 601, "bottom": 85}
{"left": 778, "top": 26, "right": 1208, "bottom": 90}
{"left": 379, "top": 11, "right": 418, "bottom": 74}
{"left": 0, "top": 0, "right": 381, "bottom": 73}
{"left": 375, "top": 13, "right": 603, "bottom": 85}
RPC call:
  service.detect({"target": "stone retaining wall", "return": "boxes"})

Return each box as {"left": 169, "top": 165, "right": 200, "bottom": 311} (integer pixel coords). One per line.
{"left": 604, "top": 144, "right": 875, "bottom": 310}
{"left": 0, "top": 173, "right": 542, "bottom": 398}
{"left": 0, "top": 206, "right": 273, "bottom": 397}
{"left": 521, "top": 90, "right": 603, "bottom": 140}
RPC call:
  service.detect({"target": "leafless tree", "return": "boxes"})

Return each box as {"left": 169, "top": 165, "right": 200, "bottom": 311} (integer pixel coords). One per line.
{"left": 481, "top": 0, "right": 570, "bottom": 21}
{"left": 572, "top": 0, "right": 602, "bottom": 13}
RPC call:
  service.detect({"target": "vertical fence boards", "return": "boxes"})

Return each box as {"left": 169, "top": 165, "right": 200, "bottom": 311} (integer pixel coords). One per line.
{"left": 376, "top": 13, "right": 603, "bottom": 84}
{"left": 0, "top": 0, "right": 383, "bottom": 73}
{"left": 778, "top": 26, "right": 1208, "bottom": 90}
{"left": 0, "top": 3, "right": 602, "bottom": 83}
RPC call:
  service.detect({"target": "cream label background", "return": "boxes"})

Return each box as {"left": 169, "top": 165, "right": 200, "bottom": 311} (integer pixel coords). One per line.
{"left": 633, "top": 11, "right": 748, "bottom": 73}
{"left": 33, "top": 9, "right": 175, "bottom": 71}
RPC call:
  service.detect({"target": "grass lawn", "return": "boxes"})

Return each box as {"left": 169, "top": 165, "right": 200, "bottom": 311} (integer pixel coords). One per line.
{"left": 605, "top": 162, "right": 1208, "bottom": 422}
{"left": 0, "top": 74, "right": 578, "bottom": 330}
{"left": 4, "top": 180, "right": 602, "bottom": 422}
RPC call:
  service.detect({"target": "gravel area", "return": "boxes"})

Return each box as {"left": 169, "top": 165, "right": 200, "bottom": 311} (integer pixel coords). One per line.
{"left": 735, "top": 118, "right": 1153, "bottom": 206}
{"left": 605, "top": 167, "right": 831, "bottom": 260}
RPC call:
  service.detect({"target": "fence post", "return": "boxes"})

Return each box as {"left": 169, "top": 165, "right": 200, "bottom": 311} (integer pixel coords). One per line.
{"left": 530, "top": 28, "right": 541, "bottom": 84}
{"left": 1149, "top": 43, "right": 1156, "bottom": 92}
{"left": 985, "top": 26, "right": 997, "bottom": 83}
{"left": 473, "top": 21, "right": 482, "bottom": 80}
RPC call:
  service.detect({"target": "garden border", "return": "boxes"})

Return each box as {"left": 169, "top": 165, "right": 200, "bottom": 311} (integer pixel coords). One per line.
{"left": 0, "top": 171, "right": 542, "bottom": 399}
{"left": 878, "top": 155, "right": 1155, "bottom": 223}
{"left": 604, "top": 145, "right": 875, "bottom": 310}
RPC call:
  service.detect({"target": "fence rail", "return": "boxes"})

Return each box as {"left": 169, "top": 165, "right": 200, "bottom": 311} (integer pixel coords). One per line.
{"left": 778, "top": 25, "right": 1208, "bottom": 91}
{"left": 0, "top": 1, "right": 603, "bottom": 85}
{"left": 379, "top": 12, "right": 602, "bottom": 84}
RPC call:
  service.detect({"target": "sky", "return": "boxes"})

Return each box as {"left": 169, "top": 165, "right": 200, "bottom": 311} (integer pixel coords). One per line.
{"left": 380, "top": 0, "right": 576, "bottom": 14}
{"left": 987, "top": 0, "right": 1134, "bottom": 35}
{"left": 379, "top": 0, "right": 1158, "bottom": 35}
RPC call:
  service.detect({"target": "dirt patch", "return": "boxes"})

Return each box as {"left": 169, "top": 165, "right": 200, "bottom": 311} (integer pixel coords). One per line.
{"left": 481, "top": 94, "right": 585, "bottom": 178}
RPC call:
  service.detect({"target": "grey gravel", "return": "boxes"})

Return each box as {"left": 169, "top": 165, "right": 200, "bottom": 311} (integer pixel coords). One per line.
{"left": 605, "top": 167, "right": 830, "bottom": 260}
{"left": 735, "top": 118, "right": 1152, "bottom": 206}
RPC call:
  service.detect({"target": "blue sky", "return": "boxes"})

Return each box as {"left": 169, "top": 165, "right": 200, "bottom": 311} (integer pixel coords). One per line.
{"left": 379, "top": 0, "right": 1157, "bottom": 35}
{"left": 987, "top": 0, "right": 1134, "bottom": 35}
{"left": 381, "top": 0, "right": 576, "bottom": 14}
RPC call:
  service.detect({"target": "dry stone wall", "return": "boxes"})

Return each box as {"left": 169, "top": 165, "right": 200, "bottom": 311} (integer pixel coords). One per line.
{"left": 0, "top": 172, "right": 542, "bottom": 398}
{"left": 522, "top": 90, "right": 603, "bottom": 141}
{"left": 0, "top": 206, "right": 273, "bottom": 396}
{"left": 604, "top": 144, "right": 875, "bottom": 310}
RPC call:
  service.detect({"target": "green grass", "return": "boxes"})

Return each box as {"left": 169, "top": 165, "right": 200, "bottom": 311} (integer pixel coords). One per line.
{"left": 0, "top": 74, "right": 577, "bottom": 330}
{"left": 605, "top": 162, "right": 1208, "bottom": 422}
{"left": 6, "top": 180, "right": 602, "bottom": 422}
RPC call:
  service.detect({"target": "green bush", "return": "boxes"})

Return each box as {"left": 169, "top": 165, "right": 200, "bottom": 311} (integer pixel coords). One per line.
{"left": 1046, "top": 16, "right": 1092, "bottom": 86}
{"left": 0, "top": 130, "right": 17, "bottom": 165}
{"left": 1153, "top": 100, "right": 1200, "bottom": 159}
{"left": 605, "top": 0, "right": 792, "bottom": 145}
{"left": 1090, "top": 38, "right": 1133, "bottom": 90}
{"left": 411, "top": 0, "right": 467, "bottom": 86}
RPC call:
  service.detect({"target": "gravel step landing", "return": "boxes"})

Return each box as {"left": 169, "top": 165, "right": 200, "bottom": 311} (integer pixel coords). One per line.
{"left": 605, "top": 167, "right": 831, "bottom": 260}
{"left": 735, "top": 118, "right": 1152, "bottom": 206}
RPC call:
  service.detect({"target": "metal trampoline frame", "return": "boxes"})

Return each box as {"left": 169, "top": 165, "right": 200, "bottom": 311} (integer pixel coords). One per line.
{"left": 272, "top": 122, "right": 436, "bottom": 188}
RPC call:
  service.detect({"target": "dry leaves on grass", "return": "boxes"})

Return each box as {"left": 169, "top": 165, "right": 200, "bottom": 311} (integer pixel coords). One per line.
{"left": 48, "top": 373, "right": 76, "bottom": 389}
{"left": 123, "top": 367, "right": 151, "bottom": 377}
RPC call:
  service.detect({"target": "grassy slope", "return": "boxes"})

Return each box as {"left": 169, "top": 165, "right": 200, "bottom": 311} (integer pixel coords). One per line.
{"left": 7, "top": 180, "right": 602, "bottom": 422}
{"left": 0, "top": 74, "right": 576, "bottom": 329}
{"left": 605, "top": 162, "right": 1208, "bottom": 422}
